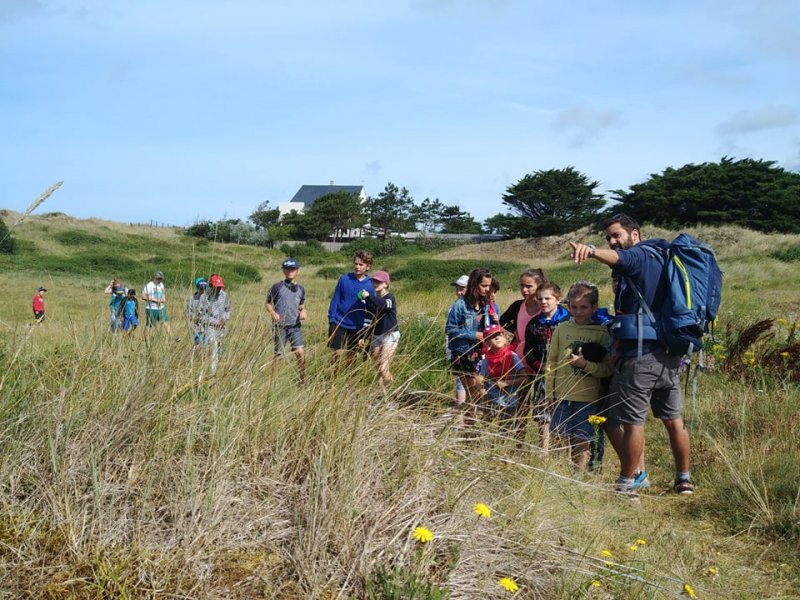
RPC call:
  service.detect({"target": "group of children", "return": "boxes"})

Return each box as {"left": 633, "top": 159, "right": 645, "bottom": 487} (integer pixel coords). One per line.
{"left": 104, "top": 279, "right": 140, "bottom": 332}
{"left": 39, "top": 254, "right": 611, "bottom": 467}
{"left": 446, "top": 267, "right": 613, "bottom": 470}
{"left": 269, "top": 251, "right": 400, "bottom": 388}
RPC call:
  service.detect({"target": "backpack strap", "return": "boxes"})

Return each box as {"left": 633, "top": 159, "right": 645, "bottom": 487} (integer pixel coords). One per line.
{"left": 622, "top": 242, "right": 665, "bottom": 358}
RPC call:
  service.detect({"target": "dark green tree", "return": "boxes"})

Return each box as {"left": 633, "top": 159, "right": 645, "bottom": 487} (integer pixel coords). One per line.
{"left": 606, "top": 157, "right": 800, "bottom": 233}
{"left": 281, "top": 210, "right": 329, "bottom": 241}
{"left": 0, "top": 217, "right": 15, "bottom": 254}
{"left": 304, "top": 191, "right": 367, "bottom": 243}
{"left": 438, "top": 204, "right": 483, "bottom": 233}
{"left": 365, "top": 183, "right": 416, "bottom": 239}
{"left": 249, "top": 201, "right": 281, "bottom": 231}
{"left": 496, "top": 167, "right": 605, "bottom": 237}
{"left": 411, "top": 197, "right": 445, "bottom": 232}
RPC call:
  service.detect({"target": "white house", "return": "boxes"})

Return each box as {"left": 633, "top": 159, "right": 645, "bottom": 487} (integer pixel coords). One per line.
{"left": 277, "top": 183, "right": 367, "bottom": 217}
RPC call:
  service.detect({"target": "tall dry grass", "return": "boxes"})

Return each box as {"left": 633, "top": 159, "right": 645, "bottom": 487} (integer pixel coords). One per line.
{"left": 0, "top": 275, "right": 796, "bottom": 599}
{"left": 1, "top": 221, "right": 799, "bottom": 598}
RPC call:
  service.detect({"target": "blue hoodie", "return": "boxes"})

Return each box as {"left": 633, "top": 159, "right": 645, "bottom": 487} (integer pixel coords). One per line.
{"left": 328, "top": 273, "right": 375, "bottom": 331}
{"left": 523, "top": 305, "right": 571, "bottom": 372}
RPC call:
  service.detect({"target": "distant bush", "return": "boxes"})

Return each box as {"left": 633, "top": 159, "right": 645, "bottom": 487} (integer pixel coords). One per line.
{"left": 413, "top": 237, "right": 460, "bottom": 252}
{"left": 54, "top": 230, "right": 103, "bottom": 246}
{"left": 280, "top": 240, "right": 330, "bottom": 261}
{"left": 229, "top": 263, "right": 262, "bottom": 283}
{"left": 0, "top": 218, "right": 16, "bottom": 254}
{"left": 770, "top": 247, "right": 800, "bottom": 262}
{"left": 391, "top": 259, "right": 524, "bottom": 290}
{"left": 185, "top": 219, "right": 272, "bottom": 247}
{"left": 340, "top": 237, "right": 417, "bottom": 258}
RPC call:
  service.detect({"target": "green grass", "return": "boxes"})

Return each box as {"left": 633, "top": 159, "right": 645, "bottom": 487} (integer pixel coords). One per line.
{"left": 0, "top": 215, "right": 798, "bottom": 597}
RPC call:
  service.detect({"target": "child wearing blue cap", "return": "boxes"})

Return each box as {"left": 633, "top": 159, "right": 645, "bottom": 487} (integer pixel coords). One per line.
{"left": 266, "top": 258, "right": 307, "bottom": 383}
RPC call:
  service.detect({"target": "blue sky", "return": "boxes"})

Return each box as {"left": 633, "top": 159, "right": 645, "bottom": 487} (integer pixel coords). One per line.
{"left": 1, "top": 0, "right": 799, "bottom": 226}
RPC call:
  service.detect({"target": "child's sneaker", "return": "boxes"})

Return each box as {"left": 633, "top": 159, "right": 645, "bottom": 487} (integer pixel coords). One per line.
{"left": 631, "top": 470, "right": 650, "bottom": 490}
{"left": 673, "top": 478, "right": 695, "bottom": 495}
{"left": 614, "top": 479, "right": 640, "bottom": 502}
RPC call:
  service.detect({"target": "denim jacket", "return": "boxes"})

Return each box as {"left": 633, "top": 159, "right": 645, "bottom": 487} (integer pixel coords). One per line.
{"left": 445, "top": 298, "right": 486, "bottom": 357}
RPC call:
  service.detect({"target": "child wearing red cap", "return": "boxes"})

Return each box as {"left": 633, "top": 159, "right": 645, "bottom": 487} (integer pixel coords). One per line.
{"left": 360, "top": 270, "right": 399, "bottom": 388}
{"left": 478, "top": 324, "right": 527, "bottom": 421}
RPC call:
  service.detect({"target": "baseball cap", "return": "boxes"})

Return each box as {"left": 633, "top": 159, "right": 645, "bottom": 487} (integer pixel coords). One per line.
{"left": 282, "top": 258, "right": 300, "bottom": 269}
{"left": 452, "top": 275, "right": 469, "bottom": 288}
{"left": 153, "top": 271, "right": 164, "bottom": 280}
{"left": 37, "top": 286, "right": 47, "bottom": 292}
{"left": 194, "top": 277, "right": 208, "bottom": 288}
{"left": 370, "top": 270, "right": 391, "bottom": 284}
{"left": 209, "top": 274, "right": 224, "bottom": 288}
{"left": 483, "top": 324, "right": 506, "bottom": 339}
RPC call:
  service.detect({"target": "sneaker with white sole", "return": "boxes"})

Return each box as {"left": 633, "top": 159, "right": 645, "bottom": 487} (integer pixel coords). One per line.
{"left": 674, "top": 478, "right": 695, "bottom": 495}
{"left": 632, "top": 470, "right": 650, "bottom": 489}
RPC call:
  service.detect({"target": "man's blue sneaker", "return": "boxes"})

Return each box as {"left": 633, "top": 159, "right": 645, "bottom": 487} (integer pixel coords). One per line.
{"left": 632, "top": 470, "right": 650, "bottom": 489}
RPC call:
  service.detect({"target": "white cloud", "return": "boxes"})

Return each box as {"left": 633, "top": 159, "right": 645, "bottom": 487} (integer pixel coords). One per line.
{"left": 553, "top": 105, "right": 622, "bottom": 148}
{"left": 716, "top": 105, "right": 798, "bottom": 136}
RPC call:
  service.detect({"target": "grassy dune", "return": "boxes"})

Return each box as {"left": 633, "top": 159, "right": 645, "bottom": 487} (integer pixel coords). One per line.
{"left": 0, "top": 215, "right": 798, "bottom": 598}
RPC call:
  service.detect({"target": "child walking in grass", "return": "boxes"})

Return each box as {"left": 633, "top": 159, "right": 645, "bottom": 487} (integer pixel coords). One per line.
{"left": 524, "top": 282, "right": 570, "bottom": 451}
{"left": 545, "top": 281, "right": 613, "bottom": 470}
{"left": 500, "top": 268, "right": 547, "bottom": 431}
{"left": 328, "top": 251, "right": 374, "bottom": 375}
{"left": 446, "top": 267, "right": 493, "bottom": 424}
{"left": 122, "top": 289, "right": 139, "bottom": 333}
{"left": 266, "top": 258, "right": 307, "bottom": 383}
{"left": 32, "top": 287, "right": 47, "bottom": 323}
{"left": 360, "top": 270, "right": 399, "bottom": 388}
{"left": 478, "top": 324, "right": 527, "bottom": 422}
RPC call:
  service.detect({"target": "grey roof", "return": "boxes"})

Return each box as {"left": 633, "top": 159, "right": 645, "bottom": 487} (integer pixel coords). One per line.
{"left": 290, "top": 185, "right": 365, "bottom": 208}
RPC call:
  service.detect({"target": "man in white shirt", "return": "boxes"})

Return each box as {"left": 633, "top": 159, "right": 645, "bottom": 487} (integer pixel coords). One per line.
{"left": 142, "top": 271, "right": 171, "bottom": 333}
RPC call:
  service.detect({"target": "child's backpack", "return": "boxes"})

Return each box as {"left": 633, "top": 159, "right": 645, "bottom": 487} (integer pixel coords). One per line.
{"left": 616, "top": 233, "right": 723, "bottom": 356}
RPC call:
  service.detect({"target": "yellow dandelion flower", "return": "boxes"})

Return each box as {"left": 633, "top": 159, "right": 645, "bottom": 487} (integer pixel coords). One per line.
{"left": 636, "top": 538, "right": 647, "bottom": 545}
{"left": 629, "top": 545, "right": 638, "bottom": 552}
{"left": 776, "top": 318, "right": 788, "bottom": 326}
{"left": 683, "top": 583, "right": 696, "bottom": 598}
{"left": 600, "top": 549, "right": 613, "bottom": 558}
{"left": 498, "top": 577, "right": 519, "bottom": 593}
{"left": 473, "top": 503, "right": 492, "bottom": 519}
{"left": 780, "top": 351, "right": 790, "bottom": 358}
{"left": 587, "top": 415, "right": 607, "bottom": 425}
{"left": 413, "top": 526, "right": 433, "bottom": 543}
{"left": 707, "top": 566, "right": 718, "bottom": 576}
{"left": 590, "top": 580, "right": 602, "bottom": 588}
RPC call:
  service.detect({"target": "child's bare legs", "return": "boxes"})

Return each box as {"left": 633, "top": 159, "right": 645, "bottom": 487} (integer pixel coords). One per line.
{"left": 453, "top": 373, "right": 482, "bottom": 426}
{"left": 538, "top": 419, "right": 551, "bottom": 453}
{"left": 571, "top": 439, "right": 591, "bottom": 470}
{"left": 293, "top": 347, "right": 306, "bottom": 384}
{"left": 330, "top": 349, "right": 356, "bottom": 379}
{"left": 372, "top": 343, "right": 397, "bottom": 387}
{"left": 454, "top": 376, "right": 466, "bottom": 404}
